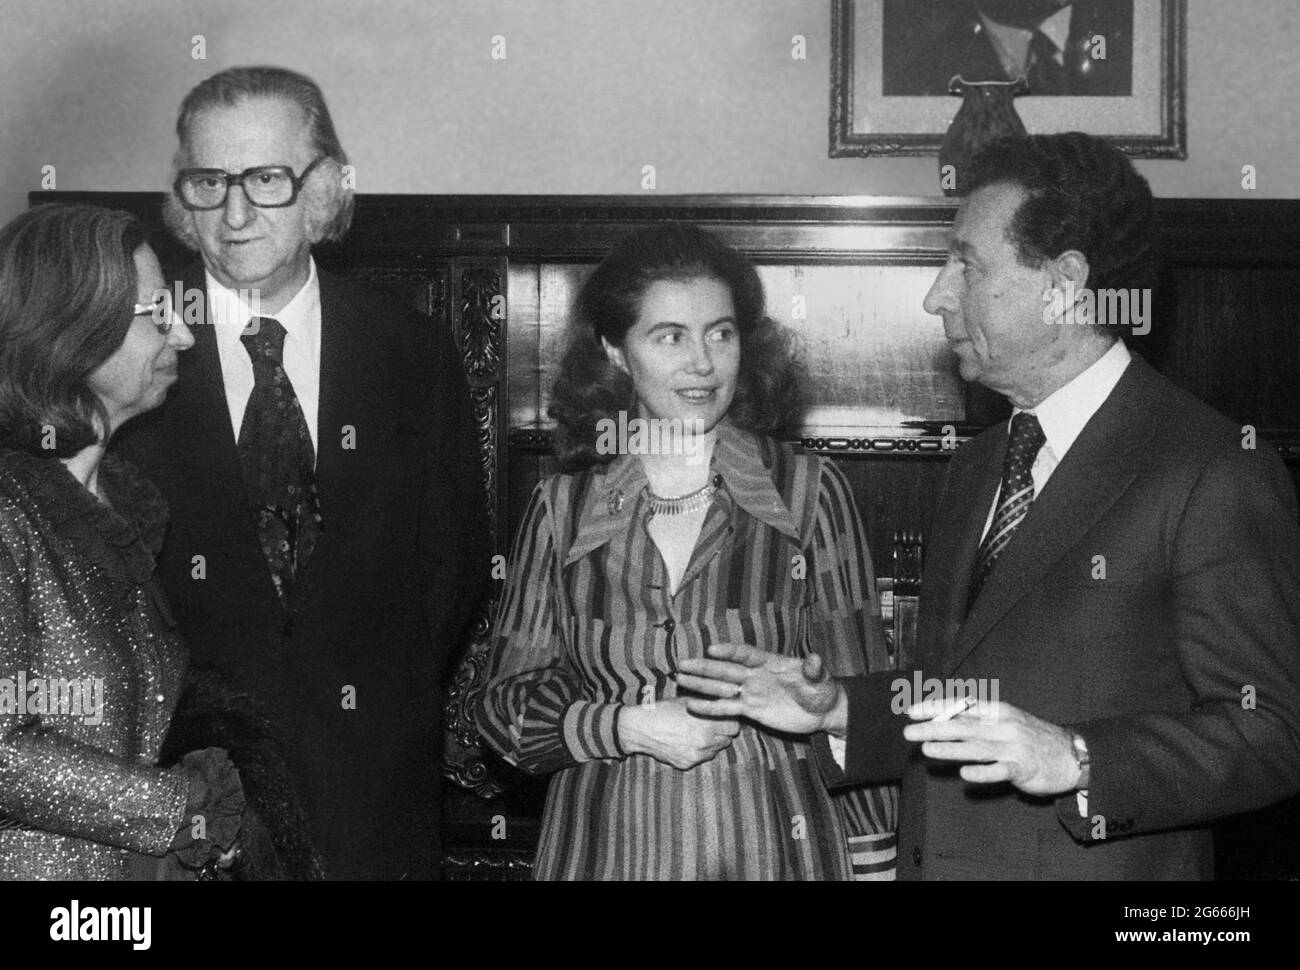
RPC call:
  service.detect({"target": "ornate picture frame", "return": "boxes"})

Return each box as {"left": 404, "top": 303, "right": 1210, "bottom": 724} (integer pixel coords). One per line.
{"left": 830, "top": 0, "right": 1186, "bottom": 158}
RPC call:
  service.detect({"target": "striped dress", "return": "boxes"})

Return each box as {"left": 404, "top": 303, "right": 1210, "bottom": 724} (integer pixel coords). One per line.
{"left": 475, "top": 421, "right": 898, "bottom": 879}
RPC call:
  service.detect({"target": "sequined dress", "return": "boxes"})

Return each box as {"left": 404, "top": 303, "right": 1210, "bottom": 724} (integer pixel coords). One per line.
{"left": 0, "top": 449, "right": 190, "bottom": 879}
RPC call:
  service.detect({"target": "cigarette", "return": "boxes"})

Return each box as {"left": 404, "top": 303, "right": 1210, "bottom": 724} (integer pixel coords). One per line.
{"left": 931, "top": 696, "right": 976, "bottom": 722}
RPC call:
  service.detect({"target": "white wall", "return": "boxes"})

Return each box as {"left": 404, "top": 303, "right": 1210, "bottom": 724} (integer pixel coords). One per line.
{"left": 1, "top": 0, "right": 1296, "bottom": 224}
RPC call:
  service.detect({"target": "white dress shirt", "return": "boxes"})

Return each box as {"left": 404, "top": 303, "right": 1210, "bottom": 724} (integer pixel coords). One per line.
{"left": 207, "top": 258, "right": 322, "bottom": 460}
{"left": 980, "top": 338, "right": 1132, "bottom": 542}
{"left": 831, "top": 339, "right": 1133, "bottom": 793}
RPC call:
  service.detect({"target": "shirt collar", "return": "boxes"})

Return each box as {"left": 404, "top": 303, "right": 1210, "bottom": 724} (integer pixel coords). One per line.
{"left": 563, "top": 419, "right": 802, "bottom": 567}
{"left": 205, "top": 257, "right": 319, "bottom": 338}
{"left": 1017, "top": 338, "right": 1131, "bottom": 462}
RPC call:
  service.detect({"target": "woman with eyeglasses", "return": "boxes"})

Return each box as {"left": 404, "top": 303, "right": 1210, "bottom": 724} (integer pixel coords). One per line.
{"left": 0, "top": 204, "right": 267, "bottom": 879}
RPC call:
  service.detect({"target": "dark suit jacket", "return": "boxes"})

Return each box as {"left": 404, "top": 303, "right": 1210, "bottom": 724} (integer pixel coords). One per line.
{"left": 883, "top": 0, "right": 1134, "bottom": 97}
{"left": 818, "top": 353, "right": 1300, "bottom": 879}
{"left": 115, "top": 264, "right": 490, "bottom": 880}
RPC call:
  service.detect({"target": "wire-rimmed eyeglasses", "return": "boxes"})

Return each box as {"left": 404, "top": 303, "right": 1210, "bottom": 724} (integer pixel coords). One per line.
{"left": 132, "top": 293, "right": 175, "bottom": 335}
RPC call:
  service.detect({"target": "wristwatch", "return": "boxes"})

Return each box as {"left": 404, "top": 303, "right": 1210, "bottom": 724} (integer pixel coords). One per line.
{"left": 1070, "top": 731, "right": 1091, "bottom": 790}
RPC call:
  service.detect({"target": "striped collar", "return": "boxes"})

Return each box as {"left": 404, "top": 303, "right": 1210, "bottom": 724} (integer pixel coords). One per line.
{"left": 562, "top": 419, "right": 802, "bottom": 567}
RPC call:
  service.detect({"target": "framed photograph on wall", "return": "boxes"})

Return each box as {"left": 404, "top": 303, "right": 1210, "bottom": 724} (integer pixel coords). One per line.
{"left": 830, "top": 0, "right": 1186, "bottom": 158}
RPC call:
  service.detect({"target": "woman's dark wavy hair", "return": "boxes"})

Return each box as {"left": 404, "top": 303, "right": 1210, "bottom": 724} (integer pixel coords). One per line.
{"left": 549, "top": 223, "right": 807, "bottom": 472}
{"left": 966, "top": 131, "right": 1160, "bottom": 295}
{"left": 0, "top": 204, "right": 145, "bottom": 457}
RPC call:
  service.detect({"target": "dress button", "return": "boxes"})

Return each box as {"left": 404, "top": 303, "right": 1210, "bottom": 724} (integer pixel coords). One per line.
{"left": 662, "top": 618, "right": 676, "bottom": 634}
{"left": 283, "top": 617, "right": 295, "bottom": 636}
{"left": 912, "top": 846, "right": 922, "bottom": 867}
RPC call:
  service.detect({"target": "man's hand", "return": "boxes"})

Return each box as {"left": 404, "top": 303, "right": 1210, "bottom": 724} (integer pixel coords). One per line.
{"left": 618, "top": 698, "right": 740, "bottom": 770}
{"left": 676, "top": 643, "right": 847, "bottom": 736}
{"left": 903, "top": 698, "right": 1083, "bottom": 796}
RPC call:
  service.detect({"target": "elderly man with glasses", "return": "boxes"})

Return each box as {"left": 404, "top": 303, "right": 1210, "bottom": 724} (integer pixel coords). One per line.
{"left": 116, "top": 66, "right": 490, "bottom": 881}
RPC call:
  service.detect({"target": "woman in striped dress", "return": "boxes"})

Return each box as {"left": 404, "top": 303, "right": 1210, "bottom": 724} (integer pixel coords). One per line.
{"left": 475, "top": 224, "right": 897, "bottom": 879}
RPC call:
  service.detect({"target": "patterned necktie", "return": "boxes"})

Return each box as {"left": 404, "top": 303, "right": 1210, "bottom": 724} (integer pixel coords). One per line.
{"left": 967, "top": 412, "right": 1046, "bottom": 612}
{"left": 1026, "top": 29, "right": 1067, "bottom": 94}
{"left": 237, "top": 317, "right": 323, "bottom": 610}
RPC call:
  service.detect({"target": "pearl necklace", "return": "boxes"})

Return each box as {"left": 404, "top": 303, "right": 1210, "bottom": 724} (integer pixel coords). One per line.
{"left": 646, "top": 482, "right": 716, "bottom": 517}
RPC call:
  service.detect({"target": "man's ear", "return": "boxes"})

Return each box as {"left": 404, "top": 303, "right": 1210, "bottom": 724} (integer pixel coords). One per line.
{"left": 1049, "top": 250, "right": 1090, "bottom": 294}
{"left": 602, "top": 336, "right": 628, "bottom": 374}
{"left": 305, "top": 157, "right": 348, "bottom": 245}
{"left": 1040, "top": 251, "right": 1092, "bottom": 327}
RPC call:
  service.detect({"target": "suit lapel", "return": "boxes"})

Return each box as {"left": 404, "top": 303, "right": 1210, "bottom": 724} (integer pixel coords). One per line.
{"left": 167, "top": 266, "right": 281, "bottom": 605}
{"left": 945, "top": 356, "right": 1156, "bottom": 673}
{"left": 177, "top": 266, "right": 248, "bottom": 516}
{"left": 920, "top": 442, "right": 1003, "bottom": 673}
{"left": 293, "top": 271, "right": 381, "bottom": 608}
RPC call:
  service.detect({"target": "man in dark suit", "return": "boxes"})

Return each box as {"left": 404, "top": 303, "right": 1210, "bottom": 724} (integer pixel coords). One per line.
{"left": 679, "top": 132, "right": 1300, "bottom": 879}
{"left": 883, "top": 0, "right": 1133, "bottom": 97}
{"left": 115, "top": 66, "right": 489, "bottom": 879}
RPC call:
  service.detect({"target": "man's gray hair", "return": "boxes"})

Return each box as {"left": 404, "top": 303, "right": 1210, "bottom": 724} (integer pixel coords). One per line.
{"left": 162, "top": 66, "right": 354, "bottom": 248}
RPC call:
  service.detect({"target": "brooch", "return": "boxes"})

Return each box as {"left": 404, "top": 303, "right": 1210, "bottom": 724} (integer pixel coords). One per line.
{"left": 606, "top": 489, "right": 624, "bottom": 515}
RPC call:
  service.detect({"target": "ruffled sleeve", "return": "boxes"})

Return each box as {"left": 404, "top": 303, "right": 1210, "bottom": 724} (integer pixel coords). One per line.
{"left": 164, "top": 747, "right": 245, "bottom": 867}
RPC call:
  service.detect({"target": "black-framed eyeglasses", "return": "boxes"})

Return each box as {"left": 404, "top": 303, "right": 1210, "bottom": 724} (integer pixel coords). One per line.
{"left": 133, "top": 293, "right": 175, "bottom": 335}
{"left": 173, "top": 156, "right": 327, "bottom": 211}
